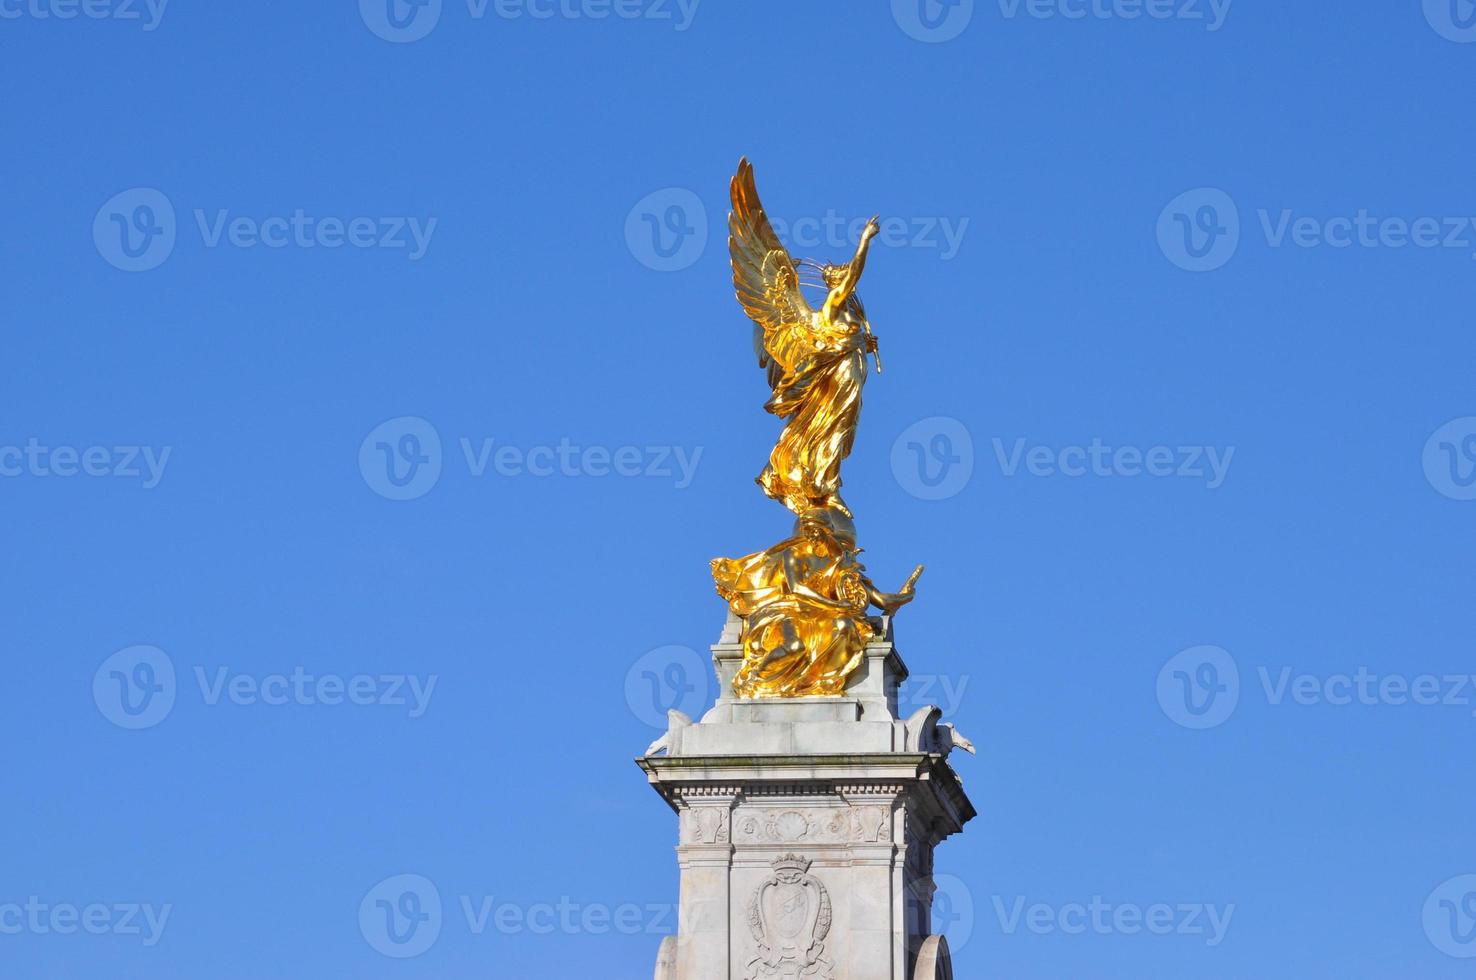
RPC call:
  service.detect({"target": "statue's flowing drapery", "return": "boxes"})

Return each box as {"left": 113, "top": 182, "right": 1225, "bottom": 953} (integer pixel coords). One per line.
{"left": 757, "top": 334, "right": 867, "bottom": 516}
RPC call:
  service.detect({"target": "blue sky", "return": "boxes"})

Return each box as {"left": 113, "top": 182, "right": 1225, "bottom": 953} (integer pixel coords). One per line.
{"left": 4, "top": 1, "right": 1476, "bottom": 977}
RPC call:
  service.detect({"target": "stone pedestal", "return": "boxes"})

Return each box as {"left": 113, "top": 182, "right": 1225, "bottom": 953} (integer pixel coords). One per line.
{"left": 638, "top": 616, "right": 975, "bottom": 980}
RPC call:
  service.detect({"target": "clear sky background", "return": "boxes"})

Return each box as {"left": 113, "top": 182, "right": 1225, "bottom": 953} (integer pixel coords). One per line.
{"left": 5, "top": 1, "right": 1476, "bottom": 977}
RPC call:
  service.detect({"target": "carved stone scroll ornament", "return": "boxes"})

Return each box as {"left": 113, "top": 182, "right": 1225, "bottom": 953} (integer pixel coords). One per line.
{"left": 744, "top": 854, "right": 835, "bottom": 979}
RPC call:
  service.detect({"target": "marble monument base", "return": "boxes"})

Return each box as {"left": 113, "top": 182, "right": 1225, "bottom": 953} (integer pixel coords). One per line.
{"left": 637, "top": 616, "right": 976, "bottom": 980}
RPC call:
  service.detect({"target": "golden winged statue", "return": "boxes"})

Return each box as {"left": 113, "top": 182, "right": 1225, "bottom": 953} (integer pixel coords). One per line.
{"left": 712, "top": 158, "right": 923, "bottom": 699}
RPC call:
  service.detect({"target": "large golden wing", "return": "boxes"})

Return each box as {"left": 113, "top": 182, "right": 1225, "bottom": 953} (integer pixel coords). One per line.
{"left": 729, "top": 157, "right": 814, "bottom": 388}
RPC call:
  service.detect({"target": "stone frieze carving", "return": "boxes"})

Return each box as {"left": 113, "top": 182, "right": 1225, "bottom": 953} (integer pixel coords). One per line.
{"left": 850, "top": 804, "right": 891, "bottom": 843}
{"left": 682, "top": 807, "right": 732, "bottom": 844}
{"left": 733, "top": 806, "right": 893, "bottom": 845}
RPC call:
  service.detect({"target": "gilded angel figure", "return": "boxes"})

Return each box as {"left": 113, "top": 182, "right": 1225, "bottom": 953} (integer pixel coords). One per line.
{"left": 713, "top": 159, "right": 922, "bottom": 699}
{"left": 728, "top": 157, "right": 881, "bottom": 519}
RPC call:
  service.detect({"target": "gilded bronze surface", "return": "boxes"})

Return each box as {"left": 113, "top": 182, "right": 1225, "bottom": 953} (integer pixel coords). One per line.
{"left": 713, "top": 158, "right": 923, "bottom": 699}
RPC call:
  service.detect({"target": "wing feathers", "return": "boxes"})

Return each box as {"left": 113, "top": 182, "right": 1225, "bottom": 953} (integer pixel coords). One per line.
{"left": 728, "top": 157, "right": 812, "bottom": 380}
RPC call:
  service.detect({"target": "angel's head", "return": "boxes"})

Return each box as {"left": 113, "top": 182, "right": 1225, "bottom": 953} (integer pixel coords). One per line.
{"left": 821, "top": 264, "right": 848, "bottom": 289}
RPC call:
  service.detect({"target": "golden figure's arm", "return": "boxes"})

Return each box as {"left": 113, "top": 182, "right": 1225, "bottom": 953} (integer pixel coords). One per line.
{"left": 868, "top": 564, "right": 924, "bottom": 614}
{"left": 822, "top": 216, "right": 881, "bottom": 325}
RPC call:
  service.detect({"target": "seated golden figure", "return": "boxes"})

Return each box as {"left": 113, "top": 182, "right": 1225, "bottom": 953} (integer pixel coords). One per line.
{"left": 714, "top": 508, "right": 921, "bottom": 699}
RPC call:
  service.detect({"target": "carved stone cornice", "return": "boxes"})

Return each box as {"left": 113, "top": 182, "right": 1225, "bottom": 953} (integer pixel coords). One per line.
{"left": 637, "top": 753, "right": 976, "bottom": 843}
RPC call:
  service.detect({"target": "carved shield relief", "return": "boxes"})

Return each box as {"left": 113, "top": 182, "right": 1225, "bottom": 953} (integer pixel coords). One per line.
{"left": 744, "top": 854, "right": 835, "bottom": 979}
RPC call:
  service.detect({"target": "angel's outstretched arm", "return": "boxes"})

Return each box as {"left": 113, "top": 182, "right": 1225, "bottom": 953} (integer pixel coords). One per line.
{"left": 823, "top": 216, "right": 881, "bottom": 324}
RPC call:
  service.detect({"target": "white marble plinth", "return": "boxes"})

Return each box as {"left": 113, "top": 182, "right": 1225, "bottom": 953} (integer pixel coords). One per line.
{"left": 637, "top": 616, "right": 974, "bottom": 980}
